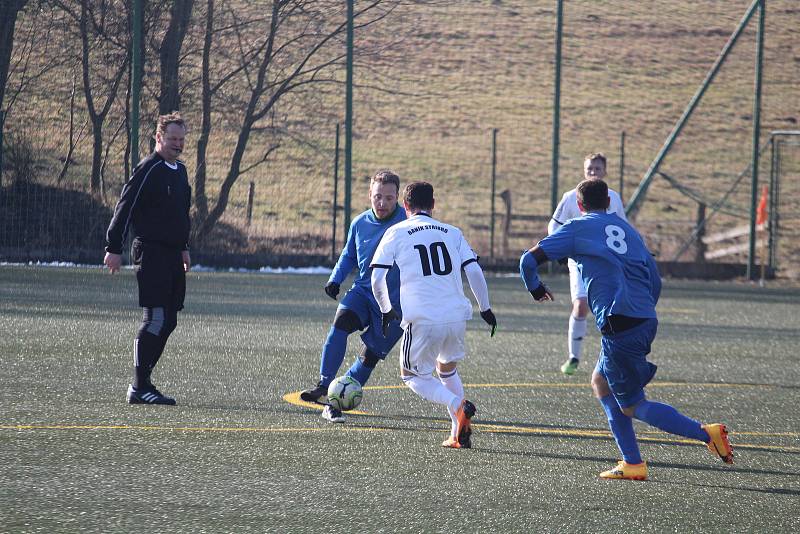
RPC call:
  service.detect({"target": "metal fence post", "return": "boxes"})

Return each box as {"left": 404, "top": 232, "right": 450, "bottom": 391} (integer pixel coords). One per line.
{"left": 131, "top": 0, "right": 143, "bottom": 171}
{"left": 332, "top": 123, "right": 340, "bottom": 261}
{"left": 344, "top": 0, "right": 354, "bottom": 233}
{"left": 619, "top": 131, "right": 625, "bottom": 202}
{"left": 747, "top": 0, "right": 765, "bottom": 280}
{"left": 551, "top": 0, "right": 563, "bottom": 218}
{"left": 0, "top": 109, "right": 4, "bottom": 190}
{"left": 490, "top": 128, "right": 498, "bottom": 259}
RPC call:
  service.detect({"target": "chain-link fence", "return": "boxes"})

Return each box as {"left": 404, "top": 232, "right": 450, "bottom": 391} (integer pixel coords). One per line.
{"left": 1, "top": 1, "right": 798, "bottom": 277}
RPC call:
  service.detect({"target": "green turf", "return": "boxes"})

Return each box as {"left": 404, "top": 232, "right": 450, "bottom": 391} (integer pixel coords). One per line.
{"left": 1, "top": 266, "right": 799, "bottom": 532}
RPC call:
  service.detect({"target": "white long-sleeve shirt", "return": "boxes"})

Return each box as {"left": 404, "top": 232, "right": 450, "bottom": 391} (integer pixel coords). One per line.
{"left": 548, "top": 188, "right": 627, "bottom": 235}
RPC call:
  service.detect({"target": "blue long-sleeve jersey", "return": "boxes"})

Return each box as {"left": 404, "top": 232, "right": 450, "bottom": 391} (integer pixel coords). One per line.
{"left": 520, "top": 212, "right": 661, "bottom": 332}
{"left": 329, "top": 205, "right": 406, "bottom": 306}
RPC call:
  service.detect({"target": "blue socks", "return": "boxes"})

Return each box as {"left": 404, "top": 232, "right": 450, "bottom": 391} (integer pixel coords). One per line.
{"left": 346, "top": 358, "right": 375, "bottom": 386}
{"left": 600, "top": 396, "right": 710, "bottom": 463}
{"left": 633, "top": 400, "right": 709, "bottom": 442}
{"left": 319, "top": 327, "right": 348, "bottom": 387}
{"left": 599, "top": 394, "right": 642, "bottom": 464}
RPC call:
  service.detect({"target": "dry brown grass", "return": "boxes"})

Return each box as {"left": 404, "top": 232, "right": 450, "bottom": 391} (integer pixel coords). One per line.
{"left": 5, "top": 0, "right": 799, "bottom": 276}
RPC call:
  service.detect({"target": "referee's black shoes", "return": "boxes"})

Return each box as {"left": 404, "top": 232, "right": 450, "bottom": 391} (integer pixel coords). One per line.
{"left": 127, "top": 384, "right": 177, "bottom": 405}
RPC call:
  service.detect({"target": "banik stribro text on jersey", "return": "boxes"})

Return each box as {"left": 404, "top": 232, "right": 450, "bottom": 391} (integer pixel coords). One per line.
{"left": 407, "top": 224, "right": 449, "bottom": 235}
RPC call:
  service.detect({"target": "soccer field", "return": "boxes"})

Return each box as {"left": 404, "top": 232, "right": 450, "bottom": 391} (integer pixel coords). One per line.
{"left": 1, "top": 266, "right": 798, "bottom": 533}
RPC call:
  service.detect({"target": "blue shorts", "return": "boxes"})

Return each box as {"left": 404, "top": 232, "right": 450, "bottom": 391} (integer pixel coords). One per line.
{"left": 338, "top": 285, "right": 403, "bottom": 358}
{"left": 594, "top": 318, "right": 659, "bottom": 409}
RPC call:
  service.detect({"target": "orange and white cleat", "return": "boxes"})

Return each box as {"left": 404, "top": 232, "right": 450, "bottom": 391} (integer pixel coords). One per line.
{"left": 441, "top": 437, "right": 462, "bottom": 449}
{"left": 453, "top": 399, "right": 476, "bottom": 449}
{"left": 702, "top": 423, "right": 734, "bottom": 464}
{"left": 599, "top": 461, "right": 648, "bottom": 481}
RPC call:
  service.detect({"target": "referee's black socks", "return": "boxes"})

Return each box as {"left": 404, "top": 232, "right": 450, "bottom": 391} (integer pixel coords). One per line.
{"left": 133, "top": 330, "right": 161, "bottom": 389}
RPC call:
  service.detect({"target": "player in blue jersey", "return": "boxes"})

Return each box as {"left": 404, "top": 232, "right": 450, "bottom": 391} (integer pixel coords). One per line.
{"left": 300, "top": 170, "right": 406, "bottom": 423}
{"left": 520, "top": 179, "right": 734, "bottom": 480}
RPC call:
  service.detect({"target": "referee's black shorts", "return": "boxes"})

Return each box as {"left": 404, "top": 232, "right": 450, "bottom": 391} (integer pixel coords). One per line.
{"left": 131, "top": 238, "right": 186, "bottom": 311}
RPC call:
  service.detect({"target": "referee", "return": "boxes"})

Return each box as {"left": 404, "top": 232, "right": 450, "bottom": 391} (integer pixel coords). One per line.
{"left": 104, "top": 112, "right": 192, "bottom": 405}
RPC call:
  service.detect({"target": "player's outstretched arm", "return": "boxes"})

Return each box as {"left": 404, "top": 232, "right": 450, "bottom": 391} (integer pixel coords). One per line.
{"left": 519, "top": 247, "right": 553, "bottom": 301}
{"left": 327, "top": 220, "right": 359, "bottom": 290}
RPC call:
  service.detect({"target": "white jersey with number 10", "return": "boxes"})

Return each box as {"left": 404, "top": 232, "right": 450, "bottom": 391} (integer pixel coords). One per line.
{"left": 371, "top": 214, "right": 477, "bottom": 326}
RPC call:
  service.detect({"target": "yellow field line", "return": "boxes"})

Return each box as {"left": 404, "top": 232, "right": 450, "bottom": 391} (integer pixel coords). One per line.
{"left": 0, "top": 424, "right": 388, "bottom": 433}
{"left": 362, "top": 382, "right": 766, "bottom": 390}
{"left": 474, "top": 423, "right": 800, "bottom": 449}
{"left": 658, "top": 308, "right": 702, "bottom": 314}
{"left": 3, "top": 422, "right": 797, "bottom": 452}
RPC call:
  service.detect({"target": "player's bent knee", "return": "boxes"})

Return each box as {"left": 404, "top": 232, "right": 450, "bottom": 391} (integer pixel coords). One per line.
{"left": 141, "top": 307, "right": 165, "bottom": 336}
{"left": 163, "top": 315, "right": 178, "bottom": 337}
{"left": 359, "top": 346, "right": 381, "bottom": 368}
{"left": 437, "top": 361, "right": 457, "bottom": 374}
{"left": 621, "top": 405, "right": 637, "bottom": 418}
{"left": 332, "top": 309, "right": 362, "bottom": 334}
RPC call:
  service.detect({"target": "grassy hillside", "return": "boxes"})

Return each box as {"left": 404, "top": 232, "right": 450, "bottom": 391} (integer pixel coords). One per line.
{"left": 4, "top": 0, "right": 799, "bottom": 275}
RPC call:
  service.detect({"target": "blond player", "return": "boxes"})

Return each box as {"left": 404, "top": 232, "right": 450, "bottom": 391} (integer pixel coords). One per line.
{"left": 549, "top": 153, "right": 627, "bottom": 375}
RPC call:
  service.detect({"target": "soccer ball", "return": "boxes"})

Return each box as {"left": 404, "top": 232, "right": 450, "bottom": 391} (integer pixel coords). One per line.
{"left": 327, "top": 376, "right": 363, "bottom": 411}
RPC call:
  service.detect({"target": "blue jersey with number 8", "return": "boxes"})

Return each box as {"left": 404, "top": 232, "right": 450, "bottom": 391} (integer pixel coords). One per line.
{"left": 538, "top": 212, "right": 661, "bottom": 331}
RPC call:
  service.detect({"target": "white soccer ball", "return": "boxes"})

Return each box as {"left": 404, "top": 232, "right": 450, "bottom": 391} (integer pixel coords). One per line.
{"left": 327, "top": 376, "right": 363, "bottom": 411}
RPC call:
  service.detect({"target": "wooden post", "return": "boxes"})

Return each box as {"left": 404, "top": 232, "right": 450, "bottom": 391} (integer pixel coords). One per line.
{"left": 695, "top": 202, "right": 707, "bottom": 263}
{"left": 246, "top": 181, "right": 255, "bottom": 227}
{"left": 499, "top": 189, "right": 512, "bottom": 256}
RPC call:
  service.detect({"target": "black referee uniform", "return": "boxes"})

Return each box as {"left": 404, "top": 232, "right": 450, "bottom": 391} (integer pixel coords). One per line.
{"left": 105, "top": 152, "right": 191, "bottom": 403}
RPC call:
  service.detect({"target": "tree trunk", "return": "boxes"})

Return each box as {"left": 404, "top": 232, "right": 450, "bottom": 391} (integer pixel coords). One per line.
{"left": 195, "top": 117, "right": 253, "bottom": 239}
{"left": 158, "top": 0, "right": 194, "bottom": 114}
{"left": 90, "top": 121, "right": 103, "bottom": 194}
{"left": 193, "top": 0, "right": 213, "bottom": 222}
{"left": 78, "top": 0, "right": 129, "bottom": 195}
{"left": 0, "top": 0, "right": 27, "bottom": 113}
{"left": 0, "top": 0, "right": 28, "bottom": 187}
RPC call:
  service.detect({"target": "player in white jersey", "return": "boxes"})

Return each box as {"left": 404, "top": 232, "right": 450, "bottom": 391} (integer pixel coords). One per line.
{"left": 549, "top": 153, "right": 627, "bottom": 375}
{"left": 371, "top": 182, "right": 497, "bottom": 449}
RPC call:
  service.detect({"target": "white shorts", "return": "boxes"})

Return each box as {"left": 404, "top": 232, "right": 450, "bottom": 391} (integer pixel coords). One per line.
{"left": 400, "top": 322, "right": 466, "bottom": 376}
{"left": 568, "top": 258, "right": 588, "bottom": 302}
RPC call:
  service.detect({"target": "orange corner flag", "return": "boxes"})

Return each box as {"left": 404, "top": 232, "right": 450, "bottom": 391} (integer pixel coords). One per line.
{"left": 756, "top": 185, "right": 768, "bottom": 226}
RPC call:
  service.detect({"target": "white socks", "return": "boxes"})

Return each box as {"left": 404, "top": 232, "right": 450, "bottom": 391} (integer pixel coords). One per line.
{"left": 439, "top": 369, "right": 464, "bottom": 399}
{"left": 439, "top": 369, "right": 464, "bottom": 438}
{"left": 404, "top": 374, "right": 461, "bottom": 438}
{"left": 568, "top": 315, "right": 587, "bottom": 361}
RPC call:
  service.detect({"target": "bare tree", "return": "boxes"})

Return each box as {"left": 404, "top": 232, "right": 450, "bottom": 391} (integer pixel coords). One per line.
{"left": 79, "top": 0, "right": 129, "bottom": 194}
{"left": 192, "top": 0, "right": 394, "bottom": 241}
{"left": 0, "top": 0, "right": 28, "bottom": 113}
{"left": 47, "top": 0, "right": 133, "bottom": 194}
{"left": 0, "top": 0, "right": 28, "bottom": 188}
{"left": 158, "top": 0, "right": 194, "bottom": 114}
{"left": 57, "top": 67, "right": 89, "bottom": 184}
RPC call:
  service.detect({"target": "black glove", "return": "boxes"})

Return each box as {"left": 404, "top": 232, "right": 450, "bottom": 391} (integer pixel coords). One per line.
{"left": 480, "top": 309, "right": 497, "bottom": 337}
{"left": 324, "top": 281, "right": 340, "bottom": 300}
{"left": 381, "top": 308, "right": 399, "bottom": 337}
{"left": 530, "top": 283, "right": 550, "bottom": 301}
